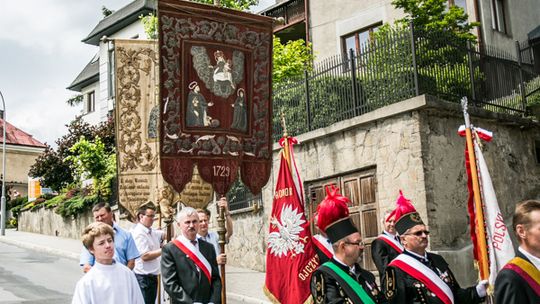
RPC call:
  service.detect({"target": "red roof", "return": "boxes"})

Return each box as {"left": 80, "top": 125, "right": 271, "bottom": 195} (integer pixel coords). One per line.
{"left": 0, "top": 118, "right": 46, "bottom": 148}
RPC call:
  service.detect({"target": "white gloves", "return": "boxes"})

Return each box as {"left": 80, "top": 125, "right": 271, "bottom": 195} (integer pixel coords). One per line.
{"left": 475, "top": 280, "right": 489, "bottom": 297}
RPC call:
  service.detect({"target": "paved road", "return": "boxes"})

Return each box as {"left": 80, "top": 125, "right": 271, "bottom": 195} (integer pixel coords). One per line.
{"left": 0, "top": 242, "right": 80, "bottom": 303}
{"left": 0, "top": 242, "right": 246, "bottom": 304}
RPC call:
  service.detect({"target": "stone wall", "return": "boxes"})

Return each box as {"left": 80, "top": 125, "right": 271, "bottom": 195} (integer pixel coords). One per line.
{"left": 18, "top": 208, "right": 94, "bottom": 240}
{"left": 225, "top": 95, "right": 540, "bottom": 283}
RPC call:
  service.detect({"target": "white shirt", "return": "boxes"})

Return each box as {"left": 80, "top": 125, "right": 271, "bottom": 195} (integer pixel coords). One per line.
{"left": 72, "top": 261, "right": 144, "bottom": 304}
{"left": 197, "top": 231, "right": 220, "bottom": 255}
{"left": 131, "top": 223, "right": 163, "bottom": 275}
{"left": 519, "top": 246, "right": 540, "bottom": 269}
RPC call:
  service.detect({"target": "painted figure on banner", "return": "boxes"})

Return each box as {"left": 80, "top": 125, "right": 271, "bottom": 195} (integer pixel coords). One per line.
{"left": 186, "top": 81, "right": 214, "bottom": 127}
{"left": 231, "top": 88, "right": 247, "bottom": 132}
{"left": 190, "top": 46, "right": 244, "bottom": 98}
{"left": 148, "top": 105, "right": 159, "bottom": 139}
{"left": 158, "top": 185, "right": 176, "bottom": 221}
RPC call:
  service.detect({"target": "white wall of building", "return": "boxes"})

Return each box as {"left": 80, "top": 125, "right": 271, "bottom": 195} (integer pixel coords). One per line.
{"left": 477, "top": 0, "right": 540, "bottom": 52}
{"left": 309, "top": 0, "right": 404, "bottom": 60}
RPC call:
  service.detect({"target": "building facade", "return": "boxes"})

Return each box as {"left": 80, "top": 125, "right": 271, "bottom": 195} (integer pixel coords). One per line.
{"left": 0, "top": 119, "right": 46, "bottom": 198}
{"left": 67, "top": 0, "right": 155, "bottom": 125}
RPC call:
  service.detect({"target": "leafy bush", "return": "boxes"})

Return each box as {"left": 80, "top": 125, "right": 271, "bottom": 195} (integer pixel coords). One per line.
{"left": 56, "top": 194, "right": 99, "bottom": 218}
{"left": 44, "top": 194, "right": 67, "bottom": 209}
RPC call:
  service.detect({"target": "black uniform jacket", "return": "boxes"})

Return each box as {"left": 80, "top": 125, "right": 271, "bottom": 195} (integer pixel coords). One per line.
{"left": 383, "top": 251, "right": 483, "bottom": 304}
{"left": 495, "top": 250, "right": 540, "bottom": 303}
{"left": 371, "top": 234, "right": 401, "bottom": 281}
{"left": 311, "top": 258, "right": 387, "bottom": 304}
{"left": 161, "top": 239, "right": 221, "bottom": 304}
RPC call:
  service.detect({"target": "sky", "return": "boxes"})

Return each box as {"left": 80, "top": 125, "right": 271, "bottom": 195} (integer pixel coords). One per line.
{"left": 0, "top": 0, "right": 274, "bottom": 147}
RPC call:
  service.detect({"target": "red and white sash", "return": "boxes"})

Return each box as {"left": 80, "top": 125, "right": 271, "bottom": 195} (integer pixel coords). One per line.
{"left": 312, "top": 234, "right": 334, "bottom": 259}
{"left": 378, "top": 234, "right": 404, "bottom": 253}
{"left": 173, "top": 238, "right": 212, "bottom": 283}
{"left": 389, "top": 254, "right": 454, "bottom": 304}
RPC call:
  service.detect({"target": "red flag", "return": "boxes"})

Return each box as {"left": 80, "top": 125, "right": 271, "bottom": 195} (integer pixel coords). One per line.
{"left": 264, "top": 138, "right": 318, "bottom": 304}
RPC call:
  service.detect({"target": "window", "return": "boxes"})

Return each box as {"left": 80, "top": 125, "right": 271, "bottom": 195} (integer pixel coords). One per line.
{"left": 307, "top": 168, "right": 379, "bottom": 271}
{"left": 108, "top": 46, "right": 115, "bottom": 98}
{"left": 491, "top": 0, "right": 507, "bottom": 34}
{"left": 341, "top": 24, "right": 381, "bottom": 57}
{"left": 447, "top": 0, "right": 467, "bottom": 13}
{"left": 86, "top": 91, "right": 95, "bottom": 113}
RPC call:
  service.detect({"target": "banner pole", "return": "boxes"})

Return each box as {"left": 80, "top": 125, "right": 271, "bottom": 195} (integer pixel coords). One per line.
{"left": 216, "top": 192, "right": 227, "bottom": 304}
{"left": 280, "top": 111, "right": 292, "bottom": 169}
{"left": 461, "top": 97, "right": 490, "bottom": 281}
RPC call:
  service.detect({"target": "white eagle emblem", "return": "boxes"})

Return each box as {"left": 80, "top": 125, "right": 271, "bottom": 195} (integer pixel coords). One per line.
{"left": 268, "top": 204, "right": 309, "bottom": 258}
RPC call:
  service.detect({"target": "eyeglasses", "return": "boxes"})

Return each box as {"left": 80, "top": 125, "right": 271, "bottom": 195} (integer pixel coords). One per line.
{"left": 344, "top": 241, "right": 365, "bottom": 247}
{"left": 144, "top": 214, "right": 156, "bottom": 219}
{"left": 405, "top": 230, "right": 430, "bottom": 237}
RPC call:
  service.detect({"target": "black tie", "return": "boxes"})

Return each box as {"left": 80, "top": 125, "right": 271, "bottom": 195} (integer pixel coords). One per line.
{"left": 191, "top": 240, "right": 197, "bottom": 246}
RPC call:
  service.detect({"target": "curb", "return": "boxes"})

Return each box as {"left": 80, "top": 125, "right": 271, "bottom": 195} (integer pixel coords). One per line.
{"left": 227, "top": 292, "right": 272, "bottom": 304}
{"left": 0, "top": 236, "right": 79, "bottom": 260}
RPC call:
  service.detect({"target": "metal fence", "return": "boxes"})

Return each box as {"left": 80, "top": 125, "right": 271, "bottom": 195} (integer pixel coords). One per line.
{"left": 272, "top": 23, "right": 540, "bottom": 140}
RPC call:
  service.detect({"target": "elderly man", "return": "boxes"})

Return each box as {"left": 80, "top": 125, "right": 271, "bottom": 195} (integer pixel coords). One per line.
{"left": 131, "top": 203, "right": 164, "bottom": 304}
{"left": 311, "top": 186, "right": 385, "bottom": 303}
{"left": 383, "top": 191, "right": 487, "bottom": 304}
{"left": 495, "top": 200, "right": 540, "bottom": 302}
{"left": 161, "top": 207, "right": 221, "bottom": 304}
{"left": 371, "top": 209, "right": 403, "bottom": 282}
{"left": 80, "top": 202, "right": 140, "bottom": 272}
{"left": 196, "top": 197, "right": 233, "bottom": 265}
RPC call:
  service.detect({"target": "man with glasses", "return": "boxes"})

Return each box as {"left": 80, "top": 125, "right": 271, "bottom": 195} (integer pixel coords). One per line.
{"left": 132, "top": 203, "right": 164, "bottom": 304}
{"left": 383, "top": 191, "right": 487, "bottom": 304}
{"left": 311, "top": 186, "right": 385, "bottom": 303}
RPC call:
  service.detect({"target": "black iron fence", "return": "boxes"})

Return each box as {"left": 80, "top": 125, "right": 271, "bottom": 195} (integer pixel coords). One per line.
{"left": 272, "top": 23, "right": 540, "bottom": 140}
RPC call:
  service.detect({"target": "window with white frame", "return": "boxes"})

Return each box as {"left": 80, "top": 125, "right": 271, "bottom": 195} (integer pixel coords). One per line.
{"left": 491, "top": 0, "right": 507, "bottom": 34}
{"left": 108, "top": 46, "right": 115, "bottom": 99}
{"left": 86, "top": 91, "right": 95, "bottom": 114}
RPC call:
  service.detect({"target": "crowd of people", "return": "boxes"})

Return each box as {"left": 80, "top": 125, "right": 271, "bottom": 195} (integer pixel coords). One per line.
{"left": 71, "top": 197, "right": 232, "bottom": 304}
{"left": 70, "top": 190, "right": 540, "bottom": 303}
{"left": 310, "top": 189, "right": 540, "bottom": 303}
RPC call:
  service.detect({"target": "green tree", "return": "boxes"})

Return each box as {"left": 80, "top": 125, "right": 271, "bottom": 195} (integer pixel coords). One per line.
{"left": 28, "top": 145, "right": 73, "bottom": 191}
{"left": 272, "top": 37, "right": 314, "bottom": 84}
{"left": 391, "top": 0, "right": 478, "bottom": 42}
{"left": 192, "top": 0, "right": 259, "bottom": 11}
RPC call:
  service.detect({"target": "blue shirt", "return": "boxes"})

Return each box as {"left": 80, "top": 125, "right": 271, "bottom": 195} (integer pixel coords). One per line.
{"left": 79, "top": 222, "right": 140, "bottom": 266}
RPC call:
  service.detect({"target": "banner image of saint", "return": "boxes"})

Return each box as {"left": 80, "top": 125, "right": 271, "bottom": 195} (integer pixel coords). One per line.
{"left": 159, "top": 0, "right": 274, "bottom": 196}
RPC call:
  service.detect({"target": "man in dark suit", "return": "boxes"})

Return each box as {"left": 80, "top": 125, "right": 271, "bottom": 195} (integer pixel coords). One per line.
{"left": 371, "top": 210, "right": 402, "bottom": 282}
{"left": 311, "top": 186, "right": 386, "bottom": 303}
{"left": 495, "top": 200, "right": 540, "bottom": 303}
{"left": 383, "top": 191, "right": 487, "bottom": 304}
{"left": 161, "top": 207, "right": 221, "bottom": 304}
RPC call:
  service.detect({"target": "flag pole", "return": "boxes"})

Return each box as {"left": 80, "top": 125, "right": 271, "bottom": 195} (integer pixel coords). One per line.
{"left": 280, "top": 111, "right": 292, "bottom": 169}
{"left": 215, "top": 191, "right": 227, "bottom": 304}
{"left": 461, "top": 97, "right": 490, "bottom": 281}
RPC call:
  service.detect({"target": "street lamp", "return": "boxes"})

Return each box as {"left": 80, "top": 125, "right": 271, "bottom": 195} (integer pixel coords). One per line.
{"left": 0, "top": 90, "right": 6, "bottom": 236}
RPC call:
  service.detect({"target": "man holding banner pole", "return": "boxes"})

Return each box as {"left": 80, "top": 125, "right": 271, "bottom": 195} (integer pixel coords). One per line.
{"left": 383, "top": 191, "right": 487, "bottom": 304}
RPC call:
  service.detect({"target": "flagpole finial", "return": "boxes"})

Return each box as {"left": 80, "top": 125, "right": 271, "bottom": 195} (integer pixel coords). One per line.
{"left": 461, "top": 96, "right": 471, "bottom": 128}
{"left": 280, "top": 111, "right": 288, "bottom": 138}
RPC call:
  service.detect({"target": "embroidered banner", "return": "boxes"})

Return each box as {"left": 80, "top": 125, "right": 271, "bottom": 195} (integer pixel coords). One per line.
{"left": 114, "top": 39, "right": 161, "bottom": 217}
{"left": 115, "top": 39, "right": 213, "bottom": 218}
{"left": 158, "top": 0, "right": 273, "bottom": 196}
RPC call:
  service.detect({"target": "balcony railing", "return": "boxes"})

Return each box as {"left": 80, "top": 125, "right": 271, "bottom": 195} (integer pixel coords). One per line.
{"left": 263, "top": 0, "right": 305, "bottom": 31}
